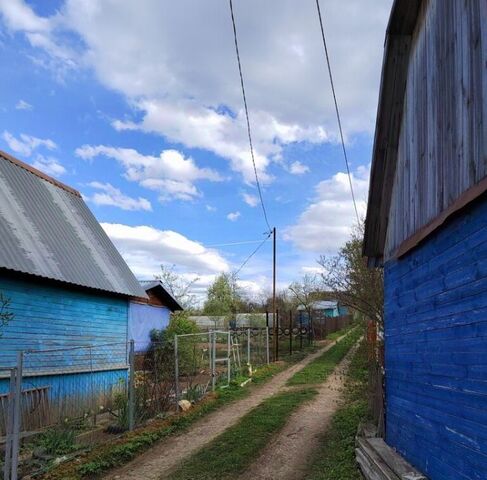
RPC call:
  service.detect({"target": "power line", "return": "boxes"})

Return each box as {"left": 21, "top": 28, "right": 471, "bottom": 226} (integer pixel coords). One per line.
{"left": 234, "top": 231, "right": 272, "bottom": 276}
{"left": 229, "top": 0, "right": 271, "bottom": 233}
{"left": 315, "top": 0, "right": 359, "bottom": 224}
{"left": 204, "top": 239, "right": 267, "bottom": 248}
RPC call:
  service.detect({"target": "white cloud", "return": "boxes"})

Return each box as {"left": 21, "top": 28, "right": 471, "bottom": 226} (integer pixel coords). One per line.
{"left": 75, "top": 145, "right": 222, "bottom": 202}
{"left": 242, "top": 192, "right": 258, "bottom": 207}
{"left": 2, "top": 130, "right": 57, "bottom": 157}
{"left": 0, "top": 0, "right": 392, "bottom": 181}
{"left": 31, "top": 154, "right": 66, "bottom": 177}
{"left": 284, "top": 165, "right": 369, "bottom": 253}
{"left": 227, "top": 211, "right": 241, "bottom": 222}
{"left": 101, "top": 223, "right": 230, "bottom": 277}
{"left": 206, "top": 205, "right": 216, "bottom": 212}
{"left": 15, "top": 99, "right": 33, "bottom": 110}
{"left": 288, "top": 161, "right": 309, "bottom": 175}
{"left": 85, "top": 182, "right": 152, "bottom": 211}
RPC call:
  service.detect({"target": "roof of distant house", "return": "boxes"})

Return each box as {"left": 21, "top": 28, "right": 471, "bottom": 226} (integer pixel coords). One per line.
{"left": 297, "top": 300, "right": 338, "bottom": 311}
{"left": 0, "top": 150, "right": 146, "bottom": 298}
{"left": 138, "top": 280, "right": 183, "bottom": 311}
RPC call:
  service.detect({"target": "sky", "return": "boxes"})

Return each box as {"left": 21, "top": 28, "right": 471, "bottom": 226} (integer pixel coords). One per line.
{"left": 0, "top": 0, "right": 392, "bottom": 302}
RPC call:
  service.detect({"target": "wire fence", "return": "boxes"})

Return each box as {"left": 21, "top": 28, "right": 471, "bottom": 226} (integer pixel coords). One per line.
{"left": 0, "top": 328, "right": 272, "bottom": 479}
{"left": 0, "top": 315, "right": 351, "bottom": 478}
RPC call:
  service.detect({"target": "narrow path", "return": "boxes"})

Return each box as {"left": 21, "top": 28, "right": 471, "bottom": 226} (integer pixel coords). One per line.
{"left": 104, "top": 339, "right": 343, "bottom": 480}
{"left": 238, "top": 343, "right": 359, "bottom": 480}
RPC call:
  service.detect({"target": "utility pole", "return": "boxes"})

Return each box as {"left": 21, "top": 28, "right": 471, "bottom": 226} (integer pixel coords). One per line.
{"left": 272, "top": 227, "right": 277, "bottom": 361}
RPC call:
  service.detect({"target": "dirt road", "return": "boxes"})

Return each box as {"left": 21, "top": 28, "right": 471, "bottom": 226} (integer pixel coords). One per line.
{"left": 104, "top": 340, "right": 342, "bottom": 480}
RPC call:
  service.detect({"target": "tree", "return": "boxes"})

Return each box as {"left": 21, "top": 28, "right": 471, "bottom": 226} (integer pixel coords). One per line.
{"left": 156, "top": 264, "right": 199, "bottom": 311}
{"left": 317, "top": 222, "right": 384, "bottom": 327}
{"left": 0, "top": 292, "right": 13, "bottom": 337}
{"left": 288, "top": 274, "right": 319, "bottom": 318}
{"left": 203, "top": 273, "right": 242, "bottom": 319}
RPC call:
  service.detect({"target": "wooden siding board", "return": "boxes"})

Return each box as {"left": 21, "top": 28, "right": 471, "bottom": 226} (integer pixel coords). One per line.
{"left": 385, "top": 197, "right": 487, "bottom": 479}
{"left": 0, "top": 276, "right": 129, "bottom": 371}
{"left": 384, "top": 0, "right": 487, "bottom": 259}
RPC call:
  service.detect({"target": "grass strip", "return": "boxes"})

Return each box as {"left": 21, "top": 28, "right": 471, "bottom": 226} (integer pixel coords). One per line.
{"left": 168, "top": 388, "right": 318, "bottom": 480}
{"left": 326, "top": 322, "right": 356, "bottom": 341}
{"left": 39, "top": 350, "right": 316, "bottom": 480}
{"left": 304, "top": 340, "right": 369, "bottom": 480}
{"left": 287, "top": 326, "right": 362, "bottom": 386}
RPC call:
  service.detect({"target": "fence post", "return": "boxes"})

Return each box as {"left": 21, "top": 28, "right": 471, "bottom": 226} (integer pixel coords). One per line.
{"left": 247, "top": 328, "right": 251, "bottom": 366}
{"left": 212, "top": 332, "right": 216, "bottom": 391}
{"left": 10, "top": 351, "right": 23, "bottom": 480}
{"left": 3, "top": 368, "right": 16, "bottom": 480}
{"left": 174, "top": 335, "right": 180, "bottom": 411}
{"left": 275, "top": 309, "right": 279, "bottom": 361}
{"left": 128, "top": 340, "right": 135, "bottom": 431}
{"left": 227, "top": 331, "right": 231, "bottom": 385}
{"left": 299, "top": 312, "right": 303, "bottom": 350}
{"left": 265, "top": 327, "right": 270, "bottom": 364}
{"left": 289, "top": 310, "right": 293, "bottom": 356}
{"left": 208, "top": 331, "right": 212, "bottom": 380}
{"left": 308, "top": 312, "right": 313, "bottom": 345}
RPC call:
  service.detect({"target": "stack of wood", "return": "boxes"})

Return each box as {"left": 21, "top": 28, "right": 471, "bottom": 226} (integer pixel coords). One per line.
{"left": 356, "top": 436, "right": 427, "bottom": 480}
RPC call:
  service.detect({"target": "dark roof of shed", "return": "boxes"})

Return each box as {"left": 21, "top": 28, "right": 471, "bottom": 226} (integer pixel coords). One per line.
{"left": 363, "top": 0, "right": 422, "bottom": 262}
{"left": 0, "top": 150, "right": 147, "bottom": 298}
{"left": 139, "top": 280, "right": 184, "bottom": 311}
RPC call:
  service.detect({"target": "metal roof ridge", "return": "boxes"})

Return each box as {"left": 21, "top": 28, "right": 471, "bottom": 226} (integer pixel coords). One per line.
{"left": 0, "top": 150, "right": 81, "bottom": 197}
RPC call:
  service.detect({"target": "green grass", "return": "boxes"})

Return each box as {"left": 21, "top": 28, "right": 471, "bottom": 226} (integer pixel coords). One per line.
{"left": 287, "top": 327, "right": 362, "bottom": 386}
{"left": 168, "top": 388, "right": 318, "bottom": 480}
{"left": 326, "top": 322, "right": 356, "bottom": 341}
{"left": 304, "top": 340, "right": 369, "bottom": 480}
{"left": 40, "top": 356, "right": 312, "bottom": 480}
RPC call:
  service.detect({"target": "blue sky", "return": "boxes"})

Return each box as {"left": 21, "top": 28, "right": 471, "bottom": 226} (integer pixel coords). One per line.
{"left": 0, "top": 0, "right": 392, "bottom": 300}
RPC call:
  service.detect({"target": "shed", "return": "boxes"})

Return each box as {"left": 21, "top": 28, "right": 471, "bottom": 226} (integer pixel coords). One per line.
{"left": 364, "top": 1, "right": 487, "bottom": 478}
{"left": 0, "top": 150, "right": 146, "bottom": 411}
{"left": 296, "top": 300, "right": 342, "bottom": 317}
{"left": 129, "top": 280, "right": 183, "bottom": 352}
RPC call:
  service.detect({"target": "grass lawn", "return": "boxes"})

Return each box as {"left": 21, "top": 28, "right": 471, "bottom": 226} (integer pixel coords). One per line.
{"left": 287, "top": 326, "right": 362, "bottom": 386}
{"left": 303, "top": 340, "right": 369, "bottom": 480}
{"left": 168, "top": 388, "right": 318, "bottom": 480}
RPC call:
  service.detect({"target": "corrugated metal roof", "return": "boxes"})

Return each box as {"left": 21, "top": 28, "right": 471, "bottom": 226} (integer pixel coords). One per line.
{"left": 0, "top": 151, "right": 146, "bottom": 298}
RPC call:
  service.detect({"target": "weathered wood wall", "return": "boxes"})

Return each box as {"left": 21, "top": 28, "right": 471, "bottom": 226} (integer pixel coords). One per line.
{"left": 384, "top": 197, "right": 487, "bottom": 479}
{"left": 0, "top": 275, "right": 129, "bottom": 376}
{"left": 385, "top": 0, "right": 487, "bottom": 259}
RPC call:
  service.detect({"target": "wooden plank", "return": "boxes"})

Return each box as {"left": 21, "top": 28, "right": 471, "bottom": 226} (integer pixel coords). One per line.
{"left": 377, "top": 0, "right": 487, "bottom": 260}
{"left": 367, "top": 438, "right": 427, "bottom": 479}
{"left": 357, "top": 438, "right": 400, "bottom": 480}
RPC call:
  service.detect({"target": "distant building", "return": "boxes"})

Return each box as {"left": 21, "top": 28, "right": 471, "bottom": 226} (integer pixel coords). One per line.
{"left": 364, "top": 1, "right": 487, "bottom": 478}
{"left": 189, "top": 313, "right": 274, "bottom": 330}
{"left": 296, "top": 300, "right": 348, "bottom": 318}
{"left": 0, "top": 150, "right": 145, "bottom": 409}
{"left": 130, "top": 280, "right": 183, "bottom": 352}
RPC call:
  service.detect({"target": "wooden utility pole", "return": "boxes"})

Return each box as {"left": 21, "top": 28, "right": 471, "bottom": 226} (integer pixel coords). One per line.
{"left": 272, "top": 227, "right": 277, "bottom": 361}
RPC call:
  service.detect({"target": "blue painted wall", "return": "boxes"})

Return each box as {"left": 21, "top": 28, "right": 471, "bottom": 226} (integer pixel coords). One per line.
{"left": 385, "top": 197, "right": 487, "bottom": 480}
{"left": 128, "top": 302, "right": 170, "bottom": 352}
{"left": 0, "top": 275, "right": 129, "bottom": 401}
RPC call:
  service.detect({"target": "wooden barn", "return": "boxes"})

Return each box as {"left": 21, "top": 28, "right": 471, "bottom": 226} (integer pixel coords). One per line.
{"left": 363, "top": 1, "right": 487, "bottom": 479}
{"left": 0, "top": 150, "right": 147, "bottom": 411}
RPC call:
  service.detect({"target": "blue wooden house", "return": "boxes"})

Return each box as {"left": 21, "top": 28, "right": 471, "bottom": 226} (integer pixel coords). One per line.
{"left": 364, "top": 1, "right": 487, "bottom": 478}
{"left": 0, "top": 150, "right": 147, "bottom": 421}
